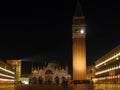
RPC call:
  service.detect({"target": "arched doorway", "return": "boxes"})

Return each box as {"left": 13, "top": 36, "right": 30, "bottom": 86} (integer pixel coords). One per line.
{"left": 45, "top": 70, "right": 53, "bottom": 84}
{"left": 38, "top": 77, "right": 43, "bottom": 84}
{"left": 31, "top": 77, "right": 37, "bottom": 84}
{"left": 45, "top": 75, "right": 53, "bottom": 84}
{"left": 55, "top": 76, "right": 59, "bottom": 84}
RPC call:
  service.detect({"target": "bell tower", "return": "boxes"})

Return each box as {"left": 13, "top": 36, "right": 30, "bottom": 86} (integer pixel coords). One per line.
{"left": 72, "top": 0, "right": 86, "bottom": 81}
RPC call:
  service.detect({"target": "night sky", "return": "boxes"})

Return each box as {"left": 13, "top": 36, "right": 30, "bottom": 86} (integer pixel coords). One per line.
{"left": 0, "top": 0, "right": 120, "bottom": 69}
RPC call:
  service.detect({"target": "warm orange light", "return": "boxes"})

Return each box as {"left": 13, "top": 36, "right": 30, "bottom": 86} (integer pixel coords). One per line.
{"left": 7, "top": 60, "right": 17, "bottom": 65}
{"left": 0, "top": 73, "right": 14, "bottom": 78}
{"left": 0, "top": 78, "right": 14, "bottom": 82}
{"left": 72, "top": 38, "right": 86, "bottom": 80}
{"left": 116, "top": 57, "right": 119, "bottom": 60}
{"left": 95, "top": 52, "right": 120, "bottom": 67}
{"left": 0, "top": 67, "right": 15, "bottom": 74}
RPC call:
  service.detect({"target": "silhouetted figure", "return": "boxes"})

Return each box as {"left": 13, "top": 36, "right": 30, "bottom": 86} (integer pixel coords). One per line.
{"left": 55, "top": 76, "right": 59, "bottom": 84}
{"left": 62, "top": 78, "right": 68, "bottom": 87}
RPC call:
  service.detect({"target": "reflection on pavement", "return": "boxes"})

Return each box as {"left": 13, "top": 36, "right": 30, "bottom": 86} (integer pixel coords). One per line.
{"left": 0, "top": 84, "right": 120, "bottom": 90}
{"left": 94, "top": 84, "right": 120, "bottom": 90}
{"left": 0, "top": 85, "right": 14, "bottom": 90}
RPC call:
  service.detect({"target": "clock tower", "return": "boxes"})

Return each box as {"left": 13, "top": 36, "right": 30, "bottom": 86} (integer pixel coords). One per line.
{"left": 72, "top": 0, "right": 86, "bottom": 81}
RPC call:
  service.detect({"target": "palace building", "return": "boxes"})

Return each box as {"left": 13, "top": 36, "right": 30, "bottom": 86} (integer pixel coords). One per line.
{"left": 7, "top": 60, "right": 22, "bottom": 82}
{"left": 94, "top": 44, "right": 120, "bottom": 84}
{"left": 29, "top": 62, "right": 71, "bottom": 84}
{"left": 0, "top": 60, "right": 15, "bottom": 86}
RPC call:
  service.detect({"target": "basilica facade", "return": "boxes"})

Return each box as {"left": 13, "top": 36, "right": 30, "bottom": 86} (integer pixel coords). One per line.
{"left": 29, "top": 63, "right": 71, "bottom": 84}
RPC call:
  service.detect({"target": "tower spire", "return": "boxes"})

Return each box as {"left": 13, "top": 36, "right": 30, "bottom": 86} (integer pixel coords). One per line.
{"left": 74, "top": 0, "right": 84, "bottom": 16}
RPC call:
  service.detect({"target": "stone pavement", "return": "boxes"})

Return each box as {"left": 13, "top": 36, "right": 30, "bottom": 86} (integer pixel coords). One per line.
{"left": 1, "top": 84, "right": 120, "bottom": 90}
{"left": 14, "top": 84, "right": 94, "bottom": 90}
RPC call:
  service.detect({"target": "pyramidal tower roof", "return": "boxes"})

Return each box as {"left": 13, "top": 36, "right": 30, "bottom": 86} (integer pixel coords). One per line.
{"left": 74, "top": 0, "right": 84, "bottom": 16}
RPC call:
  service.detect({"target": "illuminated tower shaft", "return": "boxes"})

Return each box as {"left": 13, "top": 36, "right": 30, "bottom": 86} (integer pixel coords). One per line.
{"left": 72, "top": 38, "right": 86, "bottom": 80}
{"left": 72, "top": 0, "right": 86, "bottom": 80}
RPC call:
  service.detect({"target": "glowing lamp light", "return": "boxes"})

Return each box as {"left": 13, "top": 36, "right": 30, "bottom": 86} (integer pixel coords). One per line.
{"left": 75, "top": 29, "right": 85, "bottom": 34}
{"left": 80, "top": 29, "right": 85, "bottom": 34}
{"left": 21, "top": 81, "right": 29, "bottom": 84}
{"left": 116, "top": 57, "right": 119, "bottom": 60}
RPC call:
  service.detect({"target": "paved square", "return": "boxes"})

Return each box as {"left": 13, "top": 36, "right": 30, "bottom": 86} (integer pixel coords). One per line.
{"left": 1, "top": 84, "right": 120, "bottom": 90}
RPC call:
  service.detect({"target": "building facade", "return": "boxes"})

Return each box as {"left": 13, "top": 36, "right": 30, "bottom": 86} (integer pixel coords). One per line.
{"left": 94, "top": 45, "right": 120, "bottom": 84}
{"left": 29, "top": 62, "right": 71, "bottom": 84}
{"left": 0, "top": 60, "right": 15, "bottom": 86}
{"left": 72, "top": 0, "right": 86, "bottom": 81}
{"left": 7, "top": 60, "right": 22, "bottom": 82}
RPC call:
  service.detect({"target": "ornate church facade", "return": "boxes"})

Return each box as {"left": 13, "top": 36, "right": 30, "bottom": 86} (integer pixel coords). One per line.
{"left": 29, "top": 63, "right": 71, "bottom": 84}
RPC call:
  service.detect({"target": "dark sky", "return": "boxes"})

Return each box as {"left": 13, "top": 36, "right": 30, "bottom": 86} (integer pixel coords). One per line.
{"left": 0, "top": 0, "right": 120, "bottom": 67}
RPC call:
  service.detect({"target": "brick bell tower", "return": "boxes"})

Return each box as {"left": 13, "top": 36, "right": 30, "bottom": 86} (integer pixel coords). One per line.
{"left": 72, "top": 0, "right": 86, "bottom": 81}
